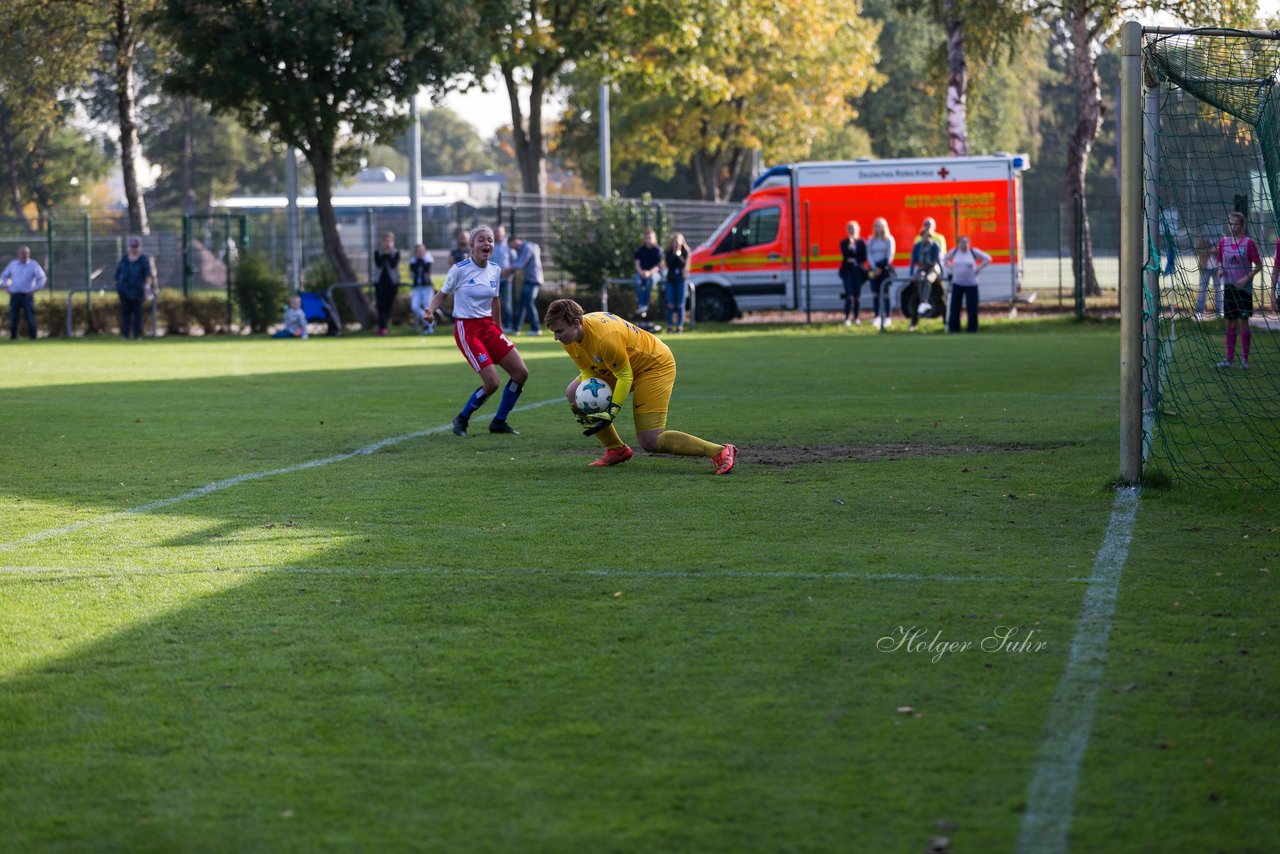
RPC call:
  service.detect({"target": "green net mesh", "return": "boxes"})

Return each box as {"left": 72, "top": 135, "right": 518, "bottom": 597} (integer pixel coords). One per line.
{"left": 1142, "top": 29, "right": 1280, "bottom": 487}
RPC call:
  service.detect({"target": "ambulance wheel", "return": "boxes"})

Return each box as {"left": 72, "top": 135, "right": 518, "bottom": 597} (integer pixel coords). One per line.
{"left": 695, "top": 287, "right": 736, "bottom": 323}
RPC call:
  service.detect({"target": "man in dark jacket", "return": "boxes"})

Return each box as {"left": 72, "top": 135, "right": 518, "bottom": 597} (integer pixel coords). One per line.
{"left": 115, "top": 237, "right": 153, "bottom": 340}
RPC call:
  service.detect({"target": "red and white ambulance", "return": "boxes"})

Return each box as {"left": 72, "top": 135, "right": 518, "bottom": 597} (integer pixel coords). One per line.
{"left": 688, "top": 155, "right": 1030, "bottom": 321}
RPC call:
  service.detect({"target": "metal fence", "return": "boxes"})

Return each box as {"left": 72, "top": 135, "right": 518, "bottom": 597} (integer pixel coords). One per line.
{"left": 0, "top": 190, "right": 1124, "bottom": 334}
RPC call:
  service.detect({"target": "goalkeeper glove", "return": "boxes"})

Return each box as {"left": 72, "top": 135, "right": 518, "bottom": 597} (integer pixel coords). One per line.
{"left": 582, "top": 402, "right": 621, "bottom": 435}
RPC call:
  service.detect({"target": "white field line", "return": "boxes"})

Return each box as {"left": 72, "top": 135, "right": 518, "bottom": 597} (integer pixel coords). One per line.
{"left": 0, "top": 397, "right": 564, "bottom": 554}
{"left": 0, "top": 564, "right": 1093, "bottom": 583}
{"left": 1015, "top": 486, "right": 1140, "bottom": 854}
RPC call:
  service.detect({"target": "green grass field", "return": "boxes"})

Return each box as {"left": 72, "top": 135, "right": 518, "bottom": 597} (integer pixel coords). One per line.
{"left": 1, "top": 319, "right": 1276, "bottom": 852}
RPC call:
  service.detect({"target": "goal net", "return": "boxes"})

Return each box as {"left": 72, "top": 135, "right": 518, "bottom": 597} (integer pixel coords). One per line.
{"left": 1139, "top": 27, "right": 1280, "bottom": 487}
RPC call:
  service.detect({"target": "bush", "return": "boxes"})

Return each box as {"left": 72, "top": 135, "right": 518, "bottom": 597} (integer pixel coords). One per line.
{"left": 35, "top": 290, "right": 233, "bottom": 337}
{"left": 234, "top": 250, "right": 287, "bottom": 333}
{"left": 549, "top": 195, "right": 664, "bottom": 292}
{"left": 153, "top": 292, "right": 232, "bottom": 336}
{"left": 156, "top": 292, "right": 192, "bottom": 335}
{"left": 37, "top": 291, "right": 123, "bottom": 336}
{"left": 176, "top": 294, "right": 231, "bottom": 335}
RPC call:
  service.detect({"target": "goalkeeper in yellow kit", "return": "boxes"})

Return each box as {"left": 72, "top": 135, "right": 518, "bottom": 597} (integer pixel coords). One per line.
{"left": 543, "top": 299, "right": 737, "bottom": 474}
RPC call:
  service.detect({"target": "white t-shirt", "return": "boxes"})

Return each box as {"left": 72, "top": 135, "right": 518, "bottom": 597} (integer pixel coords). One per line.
{"left": 945, "top": 247, "right": 991, "bottom": 285}
{"left": 441, "top": 258, "right": 500, "bottom": 318}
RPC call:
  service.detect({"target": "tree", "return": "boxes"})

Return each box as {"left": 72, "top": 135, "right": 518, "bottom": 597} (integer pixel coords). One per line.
{"left": 157, "top": 0, "right": 497, "bottom": 289}
{"left": 78, "top": 1, "right": 162, "bottom": 234}
{"left": 859, "top": 0, "right": 1042, "bottom": 160}
{"left": 855, "top": 2, "right": 945, "bottom": 158}
{"left": 0, "top": 100, "right": 112, "bottom": 228}
{"left": 2, "top": 0, "right": 103, "bottom": 227}
{"left": 143, "top": 96, "right": 281, "bottom": 213}
{"left": 106, "top": 0, "right": 154, "bottom": 234}
{"left": 965, "top": 26, "right": 1051, "bottom": 158}
{"left": 491, "top": 0, "right": 679, "bottom": 195}
{"left": 1035, "top": 0, "right": 1257, "bottom": 296}
{"left": 902, "top": 0, "right": 1033, "bottom": 156}
{"left": 560, "top": 0, "right": 881, "bottom": 201}
{"left": 385, "top": 106, "right": 499, "bottom": 177}
{"left": 77, "top": 2, "right": 165, "bottom": 234}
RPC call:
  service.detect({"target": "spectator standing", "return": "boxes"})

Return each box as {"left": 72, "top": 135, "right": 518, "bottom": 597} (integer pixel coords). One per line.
{"left": 408, "top": 243, "right": 436, "bottom": 334}
{"left": 115, "top": 236, "right": 152, "bottom": 340}
{"left": 492, "top": 225, "right": 515, "bottom": 333}
{"left": 1, "top": 245, "right": 47, "bottom": 340}
{"left": 1194, "top": 227, "right": 1221, "bottom": 318}
{"left": 865, "top": 218, "right": 897, "bottom": 329}
{"left": 425, "top": 226, "right": 529, "bottom": 436}
{"left": 449, "top": 229, "right": 471, "bottom": 266}
{"left": 372, "top": 231, "right": 400, "bottom": 336}
{"left": 664, "top": 232, "right": 691, "bottom": 333}
{"left": 838, "top": 221, "right": 868, "bottom": 327}
{"left": 943, "top": 236, "right": 991, "bottom": 333}
{"left": 505, "top": 235, "right": 544, "bottom": 336}
{"left": 272, "top": 293, "right": 309, "bottom": 338}
{"left": 1215, "top": 210, "right": 1262, "bottom": 369}
{"left": 1272, "top": 238, "right": 1280, "bottom": 314}
{"left": 633, "top": 228, "right": 663, "bottom": 319}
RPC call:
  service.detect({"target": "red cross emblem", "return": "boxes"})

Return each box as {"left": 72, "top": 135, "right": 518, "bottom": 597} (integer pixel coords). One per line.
{"left": 938, "top": 166, "right": 951, "bottom": 179}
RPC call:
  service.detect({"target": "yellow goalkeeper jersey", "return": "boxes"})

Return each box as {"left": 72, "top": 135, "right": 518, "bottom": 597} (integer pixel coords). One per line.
{"left": 563, "top": 313, "right": 673, "bottom": 405}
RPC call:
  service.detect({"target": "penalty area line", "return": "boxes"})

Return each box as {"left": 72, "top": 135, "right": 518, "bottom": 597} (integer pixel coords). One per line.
{"left": 1015, "top": 486, "right": 1139, "bottom": 854}
{"left": 0, "top": 397, "right": 564, "bottom": 554}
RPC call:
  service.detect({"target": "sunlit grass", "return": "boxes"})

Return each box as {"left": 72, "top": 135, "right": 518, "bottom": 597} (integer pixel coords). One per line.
{"left": 1, "top": 321, "right": 1275, "bottom": 851}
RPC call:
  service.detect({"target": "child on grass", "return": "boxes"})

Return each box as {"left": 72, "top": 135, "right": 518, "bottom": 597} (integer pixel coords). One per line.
{"left": 272, "top": 294, "right": 308, "bottom": 339}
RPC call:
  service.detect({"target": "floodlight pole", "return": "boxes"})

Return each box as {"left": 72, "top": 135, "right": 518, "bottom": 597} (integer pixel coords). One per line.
{"left": 286, "top": 145, "right": 301, "bottom": 292}
{"left": 599, "top": 79, "right": 611, "bottom": 198}
{"left": 1119, "top": 21, "right": 1145, "bottom": 484}
{"left": 409, "top": 91, "right": 423, "bottom": 245}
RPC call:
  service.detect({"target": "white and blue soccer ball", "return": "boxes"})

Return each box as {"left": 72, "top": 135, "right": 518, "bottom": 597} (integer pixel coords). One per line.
{"left": 575, "top": 377, "right": 613, "bottom": 414}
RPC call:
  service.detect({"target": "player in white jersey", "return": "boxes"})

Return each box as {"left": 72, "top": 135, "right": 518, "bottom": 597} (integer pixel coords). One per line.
{"left": 425, "top": 226, "right": 529, "bottom": 435}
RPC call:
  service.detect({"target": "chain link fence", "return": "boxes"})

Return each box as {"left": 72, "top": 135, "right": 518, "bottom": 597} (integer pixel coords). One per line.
{"left": 1, "top": 190, "right": 1123, "bottom": 336}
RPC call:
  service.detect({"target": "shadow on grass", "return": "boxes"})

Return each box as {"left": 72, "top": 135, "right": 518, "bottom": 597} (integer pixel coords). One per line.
{"left": 0, "top": 546, "right": 1074, "bottom": 852}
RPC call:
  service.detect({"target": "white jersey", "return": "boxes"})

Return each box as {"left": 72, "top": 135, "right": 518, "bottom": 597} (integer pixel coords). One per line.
{"left": 945, "top": 247, "right": 991, "bottom": 285}
{"left": 441, "top": 258, "right": 500, "bottom": 318}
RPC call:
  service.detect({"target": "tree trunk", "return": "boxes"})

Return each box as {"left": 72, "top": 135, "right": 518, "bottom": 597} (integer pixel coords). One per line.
{"left": 691, "top": 151, "right": 722, "bottom": 202}
{"left": 689, "top": 148, "right": 745, "bottom": 203}
{"left": 1065, "top": 1, "right": 1101, "bottom": 297}
{"left": 309, "top": 148, "right": 371, "bottom": 326}
{"left": 502, "top": 60, "right": 551, "bottom": 195}
{"left": 525, "top": 71, "right": 548, "bottom": 194}
{"left": 112, "top": 0, "right": 149, "bottom": 235}
{"left": 691, "top": 113, "right": 746, "bottom": 202}
{"left": 717, "top": 148, "right": 747, "bottom": 202}
{"left": 944, "top": 2, "right": 969, "bottom": 157}
{"left": 0, "top": 107, "right": 31, "bottom": 225}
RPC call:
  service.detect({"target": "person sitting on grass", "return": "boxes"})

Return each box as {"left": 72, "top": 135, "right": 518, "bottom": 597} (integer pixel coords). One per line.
{"left": 543, "top": 298, "right": 736, "bottom": 474}
{"left": 272, "top": 293, "right": 309, "bottom": 339}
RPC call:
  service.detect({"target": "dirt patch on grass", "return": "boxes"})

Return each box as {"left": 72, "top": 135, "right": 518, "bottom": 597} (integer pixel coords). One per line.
{"left": 746, "top": 442, "right": 1062, "bottom": 467}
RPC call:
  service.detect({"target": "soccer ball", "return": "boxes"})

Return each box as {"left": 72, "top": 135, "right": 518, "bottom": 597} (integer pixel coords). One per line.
{"left": 575, "top": 377, "right": 613, "bottom": 414}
